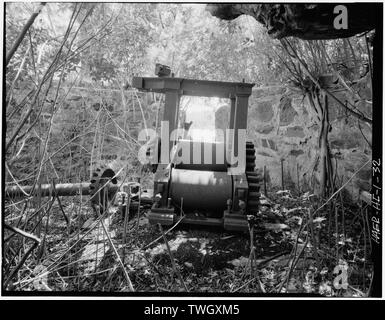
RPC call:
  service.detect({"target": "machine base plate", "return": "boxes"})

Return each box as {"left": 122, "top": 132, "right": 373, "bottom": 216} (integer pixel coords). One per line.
{"left": 147, "top": 211, "right": 249, "bottom": 231}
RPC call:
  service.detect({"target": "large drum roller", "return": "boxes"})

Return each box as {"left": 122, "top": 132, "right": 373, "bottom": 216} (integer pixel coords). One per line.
{"left": 170, "top": 169, "right": 232, "bottom": 217}
{"left": 132, "top": 64, "right": 262, "bottom": 231}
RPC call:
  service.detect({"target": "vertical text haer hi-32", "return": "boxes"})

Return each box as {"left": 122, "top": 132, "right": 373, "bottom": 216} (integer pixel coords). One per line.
{"left": 371, "top": 159, "right": 381, "bottom": 245}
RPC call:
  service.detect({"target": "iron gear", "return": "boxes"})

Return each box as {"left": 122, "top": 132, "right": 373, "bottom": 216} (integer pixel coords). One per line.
{"left": 89, "top": 165, "right": 118, "bottom": 214}
{"left": 245, "top": 141, "right": 262, "bottom": 217}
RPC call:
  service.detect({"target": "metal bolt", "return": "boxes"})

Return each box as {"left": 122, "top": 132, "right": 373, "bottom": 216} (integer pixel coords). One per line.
{"left": 227, "top": 199, "right": 232, "bottom": 211}
{"left": 155, "top": 193, "right": 162, "bottom": 203}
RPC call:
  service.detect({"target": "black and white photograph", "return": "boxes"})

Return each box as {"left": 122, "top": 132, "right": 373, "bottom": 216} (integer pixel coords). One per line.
{"left": 1, "top": 1, "right": 383, "bottom": 302}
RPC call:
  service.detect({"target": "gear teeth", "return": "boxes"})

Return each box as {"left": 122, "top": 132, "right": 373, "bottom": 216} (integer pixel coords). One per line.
{"left": 245, "top": 141, "right": 261, "bottom": 216}
{"left": 248, "top": 199, "right": 260, "bottom": 207}
{"left": 246, "top": 155, "right": 256, "bottom": 161}
{"left": 89, "top": 164, "right": 117, "bottom": 215}
{"left": 248, "top": 176, "right": 263, "bottom": 182}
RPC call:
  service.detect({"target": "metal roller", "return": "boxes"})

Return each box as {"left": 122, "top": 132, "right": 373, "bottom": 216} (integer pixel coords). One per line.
{"left": 169, "top": 169, "right": 232, "bottom": 216}
{"left": 173, "top": 140, "right": 228, "bottom": 172}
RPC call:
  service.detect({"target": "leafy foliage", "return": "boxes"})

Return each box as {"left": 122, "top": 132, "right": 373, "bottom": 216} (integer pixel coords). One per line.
{"left": 4, "top": 3, "right": 373, "bottom": 295}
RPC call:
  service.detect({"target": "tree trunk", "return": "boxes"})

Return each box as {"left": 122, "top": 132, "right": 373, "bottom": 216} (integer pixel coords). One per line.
{"left": 307, "top": 90, "right": 333, "bottom": 197}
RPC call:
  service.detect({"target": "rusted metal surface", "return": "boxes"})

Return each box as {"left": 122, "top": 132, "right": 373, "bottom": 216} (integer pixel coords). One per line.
{"left": 169, "top": 169, "right": 232, "bottom": 215}
{"left": 132, "top": 76, "right": 254, "bottom": 98}
{"left": 5, "top": 182, "right": 117, "bottom": 198}
{"left": 163, "top": 90, "right": 180, "bottom": 152}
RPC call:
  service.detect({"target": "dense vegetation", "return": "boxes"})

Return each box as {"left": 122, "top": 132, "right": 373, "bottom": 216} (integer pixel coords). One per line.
{"left": 4, "top": 3, "right": 374, "bottom": 295}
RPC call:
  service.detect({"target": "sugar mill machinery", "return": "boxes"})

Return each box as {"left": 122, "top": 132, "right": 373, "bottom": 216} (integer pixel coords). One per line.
{"left": 131, "top": 64, "right": 262, "bottom": 231}
{"left": 5, "top": 64, "right": 262, "bottom": 231}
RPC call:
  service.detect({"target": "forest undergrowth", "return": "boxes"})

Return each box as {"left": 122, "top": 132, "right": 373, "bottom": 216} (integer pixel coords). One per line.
{"left": 3, "top": 185, "right": 372, "bottom": 296}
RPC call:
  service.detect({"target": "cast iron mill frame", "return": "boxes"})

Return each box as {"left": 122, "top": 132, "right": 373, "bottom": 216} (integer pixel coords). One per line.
{"left": 133, "top": 64, "right": 262, "bottom": 231}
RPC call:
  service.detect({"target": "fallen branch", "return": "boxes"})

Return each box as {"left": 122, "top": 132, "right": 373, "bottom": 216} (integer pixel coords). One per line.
{"left": 4, "top": 224, "right": 41, "bottom": 243}
{"left": 256, "top": 251, "right": 292, "bottom": 268}
{"left": 4, "top": 224, "right": 41, "bottom": 289}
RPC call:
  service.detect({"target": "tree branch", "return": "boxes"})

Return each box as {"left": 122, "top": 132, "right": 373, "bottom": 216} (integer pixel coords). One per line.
{"left": 282, "top": 39, "right": 372, "bottom": 125}
{"left": 6, "top": 2, "right": 46, "bottom": 66}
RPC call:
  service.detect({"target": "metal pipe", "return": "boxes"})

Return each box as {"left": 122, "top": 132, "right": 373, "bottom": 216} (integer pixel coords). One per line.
{"left": 5, "top": 183, "right": 154, "bottom": 207}
{"left": 4, "top": 182, "right": 118, "bottom": 198}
